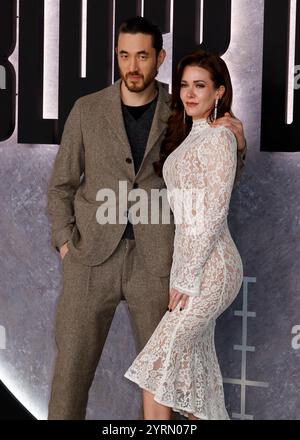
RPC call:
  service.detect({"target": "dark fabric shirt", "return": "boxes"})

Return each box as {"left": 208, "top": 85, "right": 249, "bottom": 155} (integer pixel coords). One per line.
{"left": 121, "top": 96, "right": 158, "bottom": 239}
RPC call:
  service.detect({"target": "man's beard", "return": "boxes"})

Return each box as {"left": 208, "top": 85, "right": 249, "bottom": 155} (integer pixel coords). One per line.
{"left": 120, "top": 68, "right": 158, "bottom": 93}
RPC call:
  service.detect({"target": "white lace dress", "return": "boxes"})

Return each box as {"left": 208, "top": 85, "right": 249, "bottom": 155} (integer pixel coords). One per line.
{"left": 124, "top": 119, "right": 243, "bottom": 420}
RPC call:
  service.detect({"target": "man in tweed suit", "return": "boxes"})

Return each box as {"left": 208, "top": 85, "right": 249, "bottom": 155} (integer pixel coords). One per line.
{"left": 47, "top": 17, "right": 247, "bottom": 419}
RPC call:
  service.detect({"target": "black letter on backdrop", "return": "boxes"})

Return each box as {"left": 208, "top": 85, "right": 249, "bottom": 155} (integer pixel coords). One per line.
{"left": 173, "top": 0, "right": 231, "bottom": 74}
{"left": 18, "top": 0, "right": 113, "bottom": 144}
{"left": 261, "top": 0, "right": 300, "bottom": 151}
{"left": 0, "top": 0, "right": 16, "bottom": 142}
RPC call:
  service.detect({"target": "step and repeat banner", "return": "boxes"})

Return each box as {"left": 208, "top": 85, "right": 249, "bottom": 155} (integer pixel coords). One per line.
{"left": 0, "top": 0, "right": 299, "bottom": 419}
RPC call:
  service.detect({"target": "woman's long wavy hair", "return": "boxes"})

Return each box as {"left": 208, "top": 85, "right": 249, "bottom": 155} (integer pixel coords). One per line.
{"left": 153, "top": 49, "right": 234, "bottom": 177}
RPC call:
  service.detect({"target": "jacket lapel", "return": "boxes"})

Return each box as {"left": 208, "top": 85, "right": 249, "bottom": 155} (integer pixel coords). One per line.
{"left": 135, "top": 82, "right": 171, "bottom": 178}
{"left": 103, "top": 79, "right": 171, "bottom": 178}
{"left": 103, "top": 79, "right": 134, "bottom": 162}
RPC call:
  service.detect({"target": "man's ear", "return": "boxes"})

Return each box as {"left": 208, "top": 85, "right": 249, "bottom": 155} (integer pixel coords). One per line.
{"left": 157, "top": 49, "right": 166, "bottom": 69}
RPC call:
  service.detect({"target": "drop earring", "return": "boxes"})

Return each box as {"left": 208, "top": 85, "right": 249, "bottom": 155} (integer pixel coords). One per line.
{"left": 213, "top": 98, "right": 219, "bottom": 121}
{"left": 183, "top": 109, "right": 186, "bottom": 125}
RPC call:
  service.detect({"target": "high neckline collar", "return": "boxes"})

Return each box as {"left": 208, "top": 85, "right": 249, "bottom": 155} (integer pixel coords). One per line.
{"left": 192, "top": 118, "right": 210, "bottom": 129}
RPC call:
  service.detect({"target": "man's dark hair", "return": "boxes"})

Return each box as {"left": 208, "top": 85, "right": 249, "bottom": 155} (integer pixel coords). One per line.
{"left": 118, "top": 16, "right": 163, "bottom": 54}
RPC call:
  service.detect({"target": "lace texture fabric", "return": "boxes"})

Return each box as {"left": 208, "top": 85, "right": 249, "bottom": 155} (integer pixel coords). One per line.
{"left": 124, "top": 119, "right": 243, "bottom": 420}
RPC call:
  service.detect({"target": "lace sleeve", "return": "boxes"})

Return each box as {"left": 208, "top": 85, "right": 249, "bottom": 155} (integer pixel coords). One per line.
{"left": 171, "top": 127, "right": 237, "bottom": 296}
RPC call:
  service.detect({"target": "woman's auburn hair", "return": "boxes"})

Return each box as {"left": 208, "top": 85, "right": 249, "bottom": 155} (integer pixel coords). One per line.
{"left": 153, "top": 49, "right": 234, "bottom": 177}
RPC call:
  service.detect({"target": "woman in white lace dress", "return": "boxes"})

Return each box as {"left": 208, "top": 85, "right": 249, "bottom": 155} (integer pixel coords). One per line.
{"left": 124, "top": 50, "right": 243, "bottom": 420}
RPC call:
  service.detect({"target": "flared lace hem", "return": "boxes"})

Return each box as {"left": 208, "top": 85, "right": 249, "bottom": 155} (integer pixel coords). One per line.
{"left": 124, "top": 372, "right": 230, "bottom": 421}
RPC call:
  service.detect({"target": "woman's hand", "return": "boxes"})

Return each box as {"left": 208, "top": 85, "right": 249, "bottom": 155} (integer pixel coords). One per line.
{"left": 59, "top": 241, "right": 69, "bottom": 260}
{"left": 211, "top": 112, "right": 246, "bottom": 153}
{"left": 168, "top": 288, "right": 190, "bottom": 311}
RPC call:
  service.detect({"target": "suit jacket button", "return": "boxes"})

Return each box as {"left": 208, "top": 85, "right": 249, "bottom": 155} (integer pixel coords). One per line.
{"left": 126, "top": 158, "right": 132, "bottom": 164}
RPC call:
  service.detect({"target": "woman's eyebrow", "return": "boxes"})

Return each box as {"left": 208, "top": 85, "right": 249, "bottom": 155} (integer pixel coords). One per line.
{"left": 181, "top": 79, "right": 207, "bottom": 84}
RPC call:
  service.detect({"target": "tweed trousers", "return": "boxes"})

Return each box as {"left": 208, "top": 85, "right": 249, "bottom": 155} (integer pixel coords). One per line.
{"left": 48, "top": 238, "right": 170, "bottom": 420}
